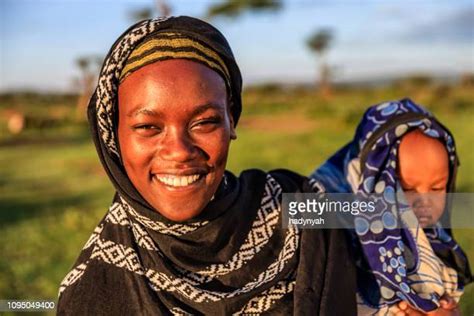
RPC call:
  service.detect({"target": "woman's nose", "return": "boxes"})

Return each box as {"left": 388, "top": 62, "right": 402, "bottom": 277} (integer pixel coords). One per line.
{"left": 159, "top": 129, "right": 198, "bottom": 162}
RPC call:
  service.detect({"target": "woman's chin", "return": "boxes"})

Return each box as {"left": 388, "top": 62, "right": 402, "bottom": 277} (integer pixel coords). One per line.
{"left": 156, "top": 203, "right": 208, "bottom": 222}
{"left": 144, "top": 171, "right": 222, "bottom": 221}
{"left": 147, "top": 187, "right": 214, "bottom": 222}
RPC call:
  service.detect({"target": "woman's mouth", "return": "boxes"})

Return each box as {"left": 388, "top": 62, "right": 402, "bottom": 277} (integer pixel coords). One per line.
{"left": 153, "top": 173, "right": 206, "bottom": 188}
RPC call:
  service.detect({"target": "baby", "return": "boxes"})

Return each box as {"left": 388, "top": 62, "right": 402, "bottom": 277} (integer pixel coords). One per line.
{"left": 311, "top": 99, "right": 472, "bottom": 315}
{"left": 397, "top": 129, "right": 460, "bottom": 315}
{"left": 310, "top": 99, "right": 471, "bottom": 316}
{"left": 398, "top": 129, "right": 449, "bottom": 229}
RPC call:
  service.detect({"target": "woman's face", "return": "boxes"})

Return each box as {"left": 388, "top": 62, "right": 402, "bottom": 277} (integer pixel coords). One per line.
{"left": 118, "top": 59, "right": 236, "bottom": 222}
{"left": 398, "top": 130, "right": 449, "bottom": 228}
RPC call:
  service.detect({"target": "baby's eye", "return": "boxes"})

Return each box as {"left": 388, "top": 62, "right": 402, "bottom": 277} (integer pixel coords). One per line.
{"left": 431, "top": 187, "right": 445, "bottom": 192}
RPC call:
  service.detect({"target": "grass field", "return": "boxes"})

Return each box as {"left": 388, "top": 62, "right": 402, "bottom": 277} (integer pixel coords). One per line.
{"left": 0, "top": 83, "right": 473, "bottom": 314}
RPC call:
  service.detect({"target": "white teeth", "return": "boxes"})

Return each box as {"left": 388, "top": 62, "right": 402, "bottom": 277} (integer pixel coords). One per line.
{"left": 173, "top": 177, "right": 180, "bottom": 187}
{"left": 189, "top": 175, "right": 198, "bottom": 183}
{"left": 155, "top": 174, "right": 202, "bottom": 187}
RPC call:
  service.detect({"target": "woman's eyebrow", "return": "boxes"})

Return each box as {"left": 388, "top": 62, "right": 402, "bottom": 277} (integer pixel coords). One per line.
{"left": 191, "top": 103, "right": 225, "bottom": 117}
{"left": 127, "top": 107, "right": 161, "bottom": 118}
{"left": 126, "top": 103, "right": 224, "bottom": 118}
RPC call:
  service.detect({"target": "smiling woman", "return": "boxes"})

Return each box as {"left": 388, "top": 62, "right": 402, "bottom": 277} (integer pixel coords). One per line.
{"left": 56, "top": 16, "right": 356, "bottom": 315}
{"left": 118, "top": 60, "right": 235, "bottom": 222}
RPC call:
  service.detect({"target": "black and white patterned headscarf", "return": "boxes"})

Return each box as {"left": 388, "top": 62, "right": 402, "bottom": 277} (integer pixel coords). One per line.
{"left": 57, "top": 16, "right": 356, "bottom": 315}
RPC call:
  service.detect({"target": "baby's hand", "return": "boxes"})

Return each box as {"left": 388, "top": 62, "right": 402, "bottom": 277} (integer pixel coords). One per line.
{"left": 427, "top": 295, "right": 460, "bottom": 316}
{"left": 396, "top": 301, "right": 424, "bottom": 316}
{"left": 396, "top": 296, "right": 460, "bottom": 316}
{"left": 438, "top": 295, "right": 458, "bottom": 311}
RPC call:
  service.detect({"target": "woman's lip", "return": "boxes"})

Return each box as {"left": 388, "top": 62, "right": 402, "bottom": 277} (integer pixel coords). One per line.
{"left": 152, "top": 168, "right": 209, "bottom": 176}
{"left": 152, "top": 173, "right": 206, "bottom": 191}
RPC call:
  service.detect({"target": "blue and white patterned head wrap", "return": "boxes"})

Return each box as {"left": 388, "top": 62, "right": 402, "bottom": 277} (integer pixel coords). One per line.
{"left": 311, "top": 98, "right": 472, "bottom": 313}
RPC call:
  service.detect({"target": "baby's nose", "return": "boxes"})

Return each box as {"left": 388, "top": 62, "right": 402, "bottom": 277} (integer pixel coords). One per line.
{"left": 411, "top": 191, "right": 432, "bottom": 207}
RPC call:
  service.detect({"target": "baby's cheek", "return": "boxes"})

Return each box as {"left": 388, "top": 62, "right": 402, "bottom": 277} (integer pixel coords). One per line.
{"left": 431, "top": 193, "right": 447, "bottom": 222}
{"left": 403, "top": 192, "right": 417, "bottom": 209}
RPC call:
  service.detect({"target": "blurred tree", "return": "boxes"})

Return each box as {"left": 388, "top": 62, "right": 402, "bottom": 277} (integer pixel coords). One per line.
{"left": 75, "top": 56, "right": 102, "bottom": 120}
{"left": 206, "top": 0, "right": 282, "bottom": 19}
{"left": 404, "top": 74, "right": 433, "bottom": 87}
{"left": 129, "top": 0, "right": 171, "bottom": 21}
{"left": 129, "top": 8, "right": 153, "bottom": 21}
{"left": 460, "top": 73, "right": 474, "bottom": 87}
{"left": 156, "top": 0, "right": 171, "bottom": 17}
{"left": 307, "top": 29, "right": 333, "bottom": 96}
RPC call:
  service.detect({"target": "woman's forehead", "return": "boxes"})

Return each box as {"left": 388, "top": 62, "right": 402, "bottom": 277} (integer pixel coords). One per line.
{"left": 118, "top": 59, "right": 228, "bottom": 116}
{"left": 120, "top": 59, "right": 226, "bottom": 87}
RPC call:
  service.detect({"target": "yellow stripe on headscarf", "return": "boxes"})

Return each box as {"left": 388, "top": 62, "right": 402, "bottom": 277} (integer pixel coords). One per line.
{"left": 120, "top": 50, "right": 228, "bottom": 82}
{"left": 120, "top": 33, "right": 230, "bottom": 83}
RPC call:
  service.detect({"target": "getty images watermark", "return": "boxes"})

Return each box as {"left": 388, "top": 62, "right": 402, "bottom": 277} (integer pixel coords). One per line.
{"left": 282, "top": 193, "right": 474, "bottom": 229}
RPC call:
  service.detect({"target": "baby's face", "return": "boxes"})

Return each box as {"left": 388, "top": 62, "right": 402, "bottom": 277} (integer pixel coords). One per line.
{"left": 398, "top": 130, "right": 449, "bottom": 228}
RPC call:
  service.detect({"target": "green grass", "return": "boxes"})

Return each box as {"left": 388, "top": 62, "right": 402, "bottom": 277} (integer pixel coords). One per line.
{"left": 1, "top": 85, "right": 473, "bottom": 314}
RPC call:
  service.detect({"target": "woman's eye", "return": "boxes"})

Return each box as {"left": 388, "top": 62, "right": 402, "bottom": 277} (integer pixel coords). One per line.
{"left": 133, "top": 124, "right": 161, "bottom": 135}
{"left": 191, "top": 117, "right": 222, "bottom": 131}
{"left": 135, "top": 125, "right": 153, "bottom": 129}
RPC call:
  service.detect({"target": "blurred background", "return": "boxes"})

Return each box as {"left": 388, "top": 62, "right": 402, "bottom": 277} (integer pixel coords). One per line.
{"left": 1, "top": 0, "right": 473, "bottom": 314}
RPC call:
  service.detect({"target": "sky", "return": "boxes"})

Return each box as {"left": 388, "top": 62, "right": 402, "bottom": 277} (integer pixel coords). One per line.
{"left": 0, "top": 0, "right": 473, "bottom": 92}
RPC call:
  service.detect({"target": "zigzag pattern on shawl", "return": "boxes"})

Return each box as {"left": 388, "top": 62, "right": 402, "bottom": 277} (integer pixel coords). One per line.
{"left": 119, "top": 196, "right": 209, "bottom": 236}
{"left": 105, "top": 173, "right": 286, "bottom": 282}
{"left": 58, "top": 174, "right": 300, "bottom": 309}
{"left": 169, "top": 307, "right": 193, "bottom": 316}
{"left": 234, "top": 279, "right": 296, "bottom": 314}
{"left": 191, "top": 174, "right": 283, "bottom": 277}
{"left": 58, "top": 203, "right": 137, "bottom": 295}
{"left": 144, "top": 223, "right": 298, "bottom": 303}
{"left": 58, "top": 262, "right": 88, "bottom": 296}
{"left": 95, "top": 17, "right": 169, "bottom": 158}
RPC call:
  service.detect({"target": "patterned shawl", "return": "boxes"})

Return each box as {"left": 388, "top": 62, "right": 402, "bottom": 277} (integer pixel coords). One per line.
{"left": 311, "top": 98, "right": 472, "bottom": 314}
{"left": 57, "top": 16, "right": 356, "bottom": 315}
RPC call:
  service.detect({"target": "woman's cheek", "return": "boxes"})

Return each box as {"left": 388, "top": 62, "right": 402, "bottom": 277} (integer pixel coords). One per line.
{"left": 197, "top": 131, "right": 230, "bottom": 158}
{"left": 125, "top": 136, "right": 156, "bottom": 170}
